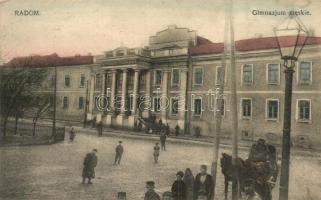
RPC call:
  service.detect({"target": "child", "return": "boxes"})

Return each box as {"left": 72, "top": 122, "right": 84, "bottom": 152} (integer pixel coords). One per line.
{"left": 153, "top": 143, "right": 160, "bottom": 163}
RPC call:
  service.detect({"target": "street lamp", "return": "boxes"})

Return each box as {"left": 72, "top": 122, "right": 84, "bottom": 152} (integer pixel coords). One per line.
{"left": 274, "top": 15, "right": 309, "bottom": 200}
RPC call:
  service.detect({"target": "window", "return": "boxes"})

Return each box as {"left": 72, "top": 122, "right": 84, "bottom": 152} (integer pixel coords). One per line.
{"left": 267, "top": 64, "right": 279, "bottom": 84}
{"left": 106, "top": 51, "right": 113, "bottom": 57}
{"left": 95, "top": 74, "right": 101, "bottom": 90}
{"left": 106, "top": 73, "right": 112, "bottom": 88}
{"left": 153, "top": 97, "right": 161, "bottom": 113}
{"left": 172, "top": 69, "right": 180, "bottom": 86}
{"left": 116, "top": 50, "right": 125, "bottom": 56}
{"left": 127, "top": 49, "right": 136, "bottom": 55}
{"left": 216, "top": 66, "right": 225, "bottom": 85}
{"left": 241, "top": 99, "right": 252, "bottom": 119}
{"left": 114, "top": 96, "right": 121, "bottom": 112}
{"left": 63, "top": 97, "right": 69, "bottom": 109}
{"left": 64, "top": 75, "right": 71, "bottom": 87}
{"left": 126, "top": 95, "right": 133, "bottom": 113}
{"left": 170, "top": 97, "right": 179, "bottom": 115}
{"left": 193, "top": 67, "right": 203, "bottom": 85}
{"left": 154, "top": 70, "right": 162, "bottom": 85}
{"left": 298, "top": 100, "right": 311, "bottom": 121}
{"left": 51, "top": 75, "right": 55, "bottom": 87}
{"left": 79, "top": 97, "right": 84, "bottom": 109}
{"left": 242, "top": 64, "right": 253, "bottom": 85}
{"left": 80, "top": 74, "right": 86, "bottom": 87}
{"left": 193, "top": 97, "right": 202, "bottom": 116}
{"left": 298, "top": 61, "right": 312, "bottom": 84}
{"left": 139, "top": 72, "right": 146, "bottom": 88}
{"left": 266, "top": 100, "right": 279, "bottom": 120}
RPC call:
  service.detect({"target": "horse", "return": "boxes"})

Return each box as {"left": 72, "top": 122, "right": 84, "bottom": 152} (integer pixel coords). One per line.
{"left": 220, "top": 153, "right": 273, "bottom": 200}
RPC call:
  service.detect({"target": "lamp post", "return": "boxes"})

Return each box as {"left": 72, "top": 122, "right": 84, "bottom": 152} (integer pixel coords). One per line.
{"left": 274, "top": 15, "right": 309, "bottom": 200}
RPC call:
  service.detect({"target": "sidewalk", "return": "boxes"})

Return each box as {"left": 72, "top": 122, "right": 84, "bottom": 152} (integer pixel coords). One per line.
{"left": 19, "top": 118, "right": 321, "bottom": 156}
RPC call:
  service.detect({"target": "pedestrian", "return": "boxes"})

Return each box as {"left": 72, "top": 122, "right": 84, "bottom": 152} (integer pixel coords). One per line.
{"left": 171, "top": 171, "right": 186, "bottom": 200}
{"left": 97, "top": 121, "right": 103, "bottom": 137}
{"left": 183, "top": 168, "right": 194, "bottom": 200}
{"left": 193, "top": 165, "right": 213, "bottom": 200}
{"left": 153, "top": 142, "right": 160, "bottom": 163}
{"left": 165, "top": 123, "right": 170, "bottom": 136}
{"left": 114, "top": 141, "right": 124, "bottom": 165}
{"left": 81, "top": 149, "right": 98, "bottom": 184}
{"left": 160, "top": 132, "right": 167, "bottom": 151}
{"left": 175, "top": 125, "right": 180, "bottom": 136}
{"left": 144, "top": 181, "right": 161, "bottom": 200}
{"left": 69, "top": 126, "right": 76, "bottom": 141}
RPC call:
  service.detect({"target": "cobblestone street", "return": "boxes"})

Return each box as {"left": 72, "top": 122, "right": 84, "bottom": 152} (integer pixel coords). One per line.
{"left": 1, "top": 130, "right": 321, "bottom": 200}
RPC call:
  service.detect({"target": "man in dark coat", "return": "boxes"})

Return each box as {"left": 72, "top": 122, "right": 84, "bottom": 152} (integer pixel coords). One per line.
{"left": 248, "top": 138, "right": 270, "bottom": 162}
{"left": 248, "top": 138, "right": 278, "bottom": 185}
{"left": 114, "top": 141, "right": 124, "bottom": 165}
{"left": 171, "top": 171, "right": 187, "bottom": 200}
{"left": 97, "top": 121, "right": 103, "bottom": 137}
{"left": 193, "top": 165, "right": 213, "bottom": 200}
{"left": 165, "top": 123, "right": 170, "bottom": 136}
{"left": 160, "top": 132, "right": 167, "bottom": 151}
{"left": 144, "top": 181, "right": 161, "bottom": 200}
{"left": 82, "top": 149, "right": 98, "bottom": 184}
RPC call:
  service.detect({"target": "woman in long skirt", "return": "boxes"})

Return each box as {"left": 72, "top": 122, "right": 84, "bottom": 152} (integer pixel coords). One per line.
{"left": 183, "top": 168, "right": 194, "bottom": 200}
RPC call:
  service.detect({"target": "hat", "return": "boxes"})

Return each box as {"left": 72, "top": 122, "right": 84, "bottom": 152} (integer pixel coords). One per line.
{"left": 118, "top": 192, "right": 126, "bottom": 198}
{"left": 93, "top": 149, "right": 98, "bottom": 152}
{"left": 201, "top": 165, "right": 207, "bottom": 170}
{"left": 146, "top": 181, "right": 155, "bottom": 187}
{"left": 258, "top": 138, "right": 266, "bottom": 143}
{"left": 176, "top": 171, "right": 184, "bottom": 177}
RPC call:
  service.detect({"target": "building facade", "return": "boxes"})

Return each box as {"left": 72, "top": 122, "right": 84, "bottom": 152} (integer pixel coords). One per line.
{"left": 89, "top": 25, "right": 321, "bottom": 148}
{"left": 4, "top": 25, "right": 321, "bottom": 148}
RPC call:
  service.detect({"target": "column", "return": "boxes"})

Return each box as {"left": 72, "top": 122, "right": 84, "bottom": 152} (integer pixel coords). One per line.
{"left": 160, "top": 70, "right": 169, "bottom": 123}
{"left": 96, "top": 71, "right": 106, "bottom": 123}
{"left": 116, "top": 69, "right": 128, "bottom": 127}
{"left": 101, "top": 71, "right": 106, "bottom": 95}
{"left": 128, "top": 69, "right": 140, "bottom": 129}
{"left": 178, "top": 68, "right": 188, "bottom": 133}
{"left": 87, "top": 73, "right": 95, "bottom": 120}
{"left": 132, "top": 69, "right": 140, "bottom": 115}
{"left": 104, "top": 69, "right": 117, "bottom": 127}
{"left": 110, "top": 69, "right": 117, "bottom": 112}
{"left": 143, "top": 70, "right": 151, "bottom": 118}
{"left": 120, "top": 69, "right": 128, "bottom": 115}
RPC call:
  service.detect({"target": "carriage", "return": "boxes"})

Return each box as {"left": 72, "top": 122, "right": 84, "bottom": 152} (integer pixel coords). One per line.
{"left": 220, "top": 143, "right": 278, "bottom": 200}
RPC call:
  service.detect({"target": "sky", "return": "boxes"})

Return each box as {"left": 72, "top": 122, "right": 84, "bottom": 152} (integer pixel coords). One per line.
{"left": 0, "top": 0, "right": 320, "bottom": 62}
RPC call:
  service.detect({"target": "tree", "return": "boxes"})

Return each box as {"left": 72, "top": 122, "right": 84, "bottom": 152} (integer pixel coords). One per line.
{"left": 0, "top": 56, "right": 48, "bottom": 137}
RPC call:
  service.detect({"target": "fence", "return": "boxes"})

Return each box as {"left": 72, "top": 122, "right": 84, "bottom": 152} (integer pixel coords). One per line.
{"left": 2, "top": 120, "right": 65, "bottom": 145}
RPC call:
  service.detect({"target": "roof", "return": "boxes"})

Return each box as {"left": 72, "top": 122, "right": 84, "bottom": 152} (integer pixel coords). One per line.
{"left": 3, "top": 54, "right": 93, "bottom": 68}
{"left": 190, "top": 36, "right": 321, "bottom": 56}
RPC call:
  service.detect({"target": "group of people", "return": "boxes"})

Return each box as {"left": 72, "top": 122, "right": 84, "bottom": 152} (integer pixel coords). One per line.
{"left": 144, "top": 165, "right": 214, "bottom": 200}
{"left": 153, "top": 132, "right": 167, "bottom": 163}
{"left": 82, "top": 135, "right": 167, "bottom": 185}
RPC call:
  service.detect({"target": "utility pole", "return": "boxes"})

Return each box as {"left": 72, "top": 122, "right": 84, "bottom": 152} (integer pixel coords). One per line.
{"left": 52, "top": 66, "right": 57, "bottom": 139}
{"left": 211, "top": 1, "right": 229, "bottom": 198}
{"left": 83, "top": 80, "right": 89, "bottom": 128}
{"left": 185, "top": 43, "right": 193, "bottom": 135}
{"left": 228, "top": 0, "right": 239, "bottom": 199}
